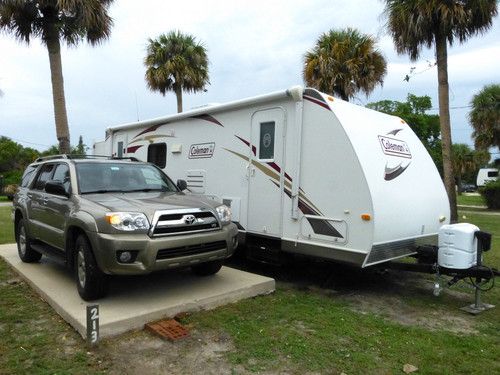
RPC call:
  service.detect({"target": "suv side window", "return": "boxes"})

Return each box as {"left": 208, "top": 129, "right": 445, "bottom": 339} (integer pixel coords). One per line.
{"left": 20, "top": 165, "right": 37, "bottom": 188}
{"left": 33, "top": 164, "right": 56, "bottom": 190}
{"left": 52, "top": 163, "right": 71, "bottom": 193}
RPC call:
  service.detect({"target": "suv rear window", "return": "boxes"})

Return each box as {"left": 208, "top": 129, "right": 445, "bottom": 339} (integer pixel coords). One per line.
{"left": 76, "top": 162, "right": 177, "bottom": 194}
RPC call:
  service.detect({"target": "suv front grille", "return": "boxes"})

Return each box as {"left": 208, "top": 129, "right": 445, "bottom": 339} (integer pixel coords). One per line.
{"left": 156, "top": 241, "right": 227, "bottom": 260}
{"left": 150, "top": 209, "right": 220, "bottom": 237}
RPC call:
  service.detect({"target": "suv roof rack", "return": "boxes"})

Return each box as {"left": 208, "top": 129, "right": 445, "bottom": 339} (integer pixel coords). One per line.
{"left": 34, "top": 154, "right": 141, "bottom": 162}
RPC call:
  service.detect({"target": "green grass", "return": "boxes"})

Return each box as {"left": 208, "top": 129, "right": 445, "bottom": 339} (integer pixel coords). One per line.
{"left": 457, "top": 194, "right": 486, "bottom": 207}
{"left": 182, "top": 211, "right": 500, "bottom": 374}
{"left": 184, "top": 289, "right": 499, "bottom": 374}
{"left": 0, "top": 207, "right": 14, "bottom": 244}
{"left": 0, "top": 259, "right": 107, "bottom": 374}
{"left": 0, "top": 196, "right": 10, "bottom": 202}
{"left": 0, "top": 206, "right": 499, "bottom": 374}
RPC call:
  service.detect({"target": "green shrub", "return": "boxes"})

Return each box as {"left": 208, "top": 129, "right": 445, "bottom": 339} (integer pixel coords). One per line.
{"left": 480, "top": 179, "right": 500, "bottom": 209}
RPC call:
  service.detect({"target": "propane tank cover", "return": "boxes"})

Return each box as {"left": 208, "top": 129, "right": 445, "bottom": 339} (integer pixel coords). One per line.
{"left": 438, "top": 223, "right": 480, "bottom": 269}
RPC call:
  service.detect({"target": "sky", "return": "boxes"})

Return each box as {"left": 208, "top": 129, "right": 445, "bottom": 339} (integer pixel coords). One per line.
{"left": 0, "top": 0, "right": 499, "bottom": 156}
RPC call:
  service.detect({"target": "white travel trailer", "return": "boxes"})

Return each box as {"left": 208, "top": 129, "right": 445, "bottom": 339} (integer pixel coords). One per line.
{"left": 95, "top": 86, "right": 450, "bottom": 267}
{"left": 476, "top": 168, "right": 498, "bottom": 187}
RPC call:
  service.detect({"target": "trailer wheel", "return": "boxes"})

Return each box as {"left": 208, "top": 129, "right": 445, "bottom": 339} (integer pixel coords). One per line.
{"left": 191, "top": 260, "right": 223, "bottom": 276}
{"left": 75, "top": 234, "right": 108, "bottom": 301}
{"left": 16, "top": 219, "right": 42, "bottom": 263}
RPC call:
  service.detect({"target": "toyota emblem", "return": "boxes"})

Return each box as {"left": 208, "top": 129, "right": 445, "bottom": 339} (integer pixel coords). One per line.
{"left": 184, "top": 215, "right": 196, "bottom": 225}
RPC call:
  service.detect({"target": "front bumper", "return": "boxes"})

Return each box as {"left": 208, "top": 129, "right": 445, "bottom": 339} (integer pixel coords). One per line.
{"left": 87, "top": 223, "right": 238, "bottom": 275}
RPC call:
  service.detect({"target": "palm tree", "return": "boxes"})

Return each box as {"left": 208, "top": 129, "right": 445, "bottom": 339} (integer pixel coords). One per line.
{"left": 303, "top": 28, "right": 387, "bottom": 101}
{"left": 383, "top": 0, "right": 498, "bottom": 223}
{"left": 145, "top": 31, "right": 210, "bottom": 113}
{"left": 469, "top": 83, "right": 500, "bottom": 150}
{"left": 0, "top": 0, "right": 114, "bottom": 153}
{"left": 451, "top": 144, "right": 475, "bottom": 194}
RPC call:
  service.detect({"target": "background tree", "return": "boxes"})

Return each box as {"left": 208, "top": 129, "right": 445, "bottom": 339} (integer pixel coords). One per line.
{"left": 367, "top": 94, "right": 442, "bottom": 174}
{"left": 451, "top": 143, "right": 476, "bottom": 193}
{"left": 303, "top": 27, "right": 387, "bottom": 101}
{"left": 0, "top": 137, "right": 38, "bottom": 186}
{"left": 384, "top": 0, "right": 498, "bottom": 223}
{"left": 145, "top": 31, "right": 210, "bottom": 113}
{"left": 0, "top": 0, "right": 114, "bottom": 153}
{"left": 469, "top": 83, "right": 500, "bottom": 150}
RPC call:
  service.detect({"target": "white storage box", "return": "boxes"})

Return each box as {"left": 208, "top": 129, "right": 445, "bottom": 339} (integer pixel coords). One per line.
{"left": 438, "top": 223, "right": 479, "bottom": 269}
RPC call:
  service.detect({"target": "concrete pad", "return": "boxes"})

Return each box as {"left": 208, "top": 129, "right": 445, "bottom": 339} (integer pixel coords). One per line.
{"left": 0, "top": 243, "right": 275, "bottom": 339}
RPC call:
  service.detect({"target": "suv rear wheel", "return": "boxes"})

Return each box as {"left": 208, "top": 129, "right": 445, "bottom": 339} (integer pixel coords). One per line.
{"left": 75, "top": 234, "right": 108, "bottom": 301}
{"left": 16, "top": 218, "right": 42, "bottom": 263}
{"left": 191, "top": 260, "right": 223, "bottom": 276}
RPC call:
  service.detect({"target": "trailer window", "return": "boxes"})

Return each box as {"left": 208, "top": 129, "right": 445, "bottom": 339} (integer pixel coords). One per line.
{"left": 259, "top": 121, "right": 275, "bottom": 160}
{"left": 487, "top": 171, "right": 498, "bottom": 178}
{"left": 148, "top": 143, "right": 167, "bottom": 168}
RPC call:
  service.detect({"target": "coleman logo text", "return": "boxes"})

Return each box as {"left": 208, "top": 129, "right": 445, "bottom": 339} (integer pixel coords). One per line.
{"left": 378, "top": 136, "right": 412, "bottom": 159}
{"left": 189, "top": 142, "right": 215, "bottom": 159}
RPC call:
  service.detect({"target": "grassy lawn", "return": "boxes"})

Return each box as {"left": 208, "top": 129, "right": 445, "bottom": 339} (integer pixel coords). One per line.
{"left": 0, "top": 196, "right": 10, "bottom": 202}
{"left": 0, "top": 206, "right": 498, "bottom": 374}
{"left": 0, "top": 207, "right": 14, "bottom": 244}
{"left": 457, "top": 194, "right": 486, "bottom": 207}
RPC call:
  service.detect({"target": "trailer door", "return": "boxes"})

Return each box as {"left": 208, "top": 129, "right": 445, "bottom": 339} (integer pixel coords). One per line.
{"left": 247, "top": 108, "right": 285, "bottom": 236}
{"left": 113, "top": 133, "right": 127, "bottom": 158}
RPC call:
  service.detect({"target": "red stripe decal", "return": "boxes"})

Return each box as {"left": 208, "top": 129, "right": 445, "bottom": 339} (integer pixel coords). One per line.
{"left": 235, "top": 135, "right": 256, "bottom": 155}
{"left": 190, "top": 114, "right": 223, "bottom": 126}
{"left": 303, "top": 95, "right": 331, "bottom": 111}
{"left": 126, "top": 145, "right": 143, "bottom": 154}
{"left": 133, "top": 124, "right": 163, "bottom": 140}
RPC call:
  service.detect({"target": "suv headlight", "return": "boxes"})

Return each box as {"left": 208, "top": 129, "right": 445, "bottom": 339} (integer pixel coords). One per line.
{"left": 105, "top": 212, "right": 150, "bottom": 231}
{"left": 215, "top": 205, "right": 232, "bottom": 225}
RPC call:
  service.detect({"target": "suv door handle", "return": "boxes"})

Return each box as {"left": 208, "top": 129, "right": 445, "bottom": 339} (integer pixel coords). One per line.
{"left": 27, "top": 193, "right": 33, "bottom": 199}
{"left": 42, "top": 197, "right": 48, "bottom": 205}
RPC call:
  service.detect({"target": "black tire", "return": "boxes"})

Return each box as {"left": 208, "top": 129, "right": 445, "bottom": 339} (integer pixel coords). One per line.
{"left": 74, "top": 234, "right": 108, "bottom": 301}
{"left": 191, "top": 260, "right": 223, "bottom": 276}
{"left": 16, "top": 218, "right": 42, "bottom": 263}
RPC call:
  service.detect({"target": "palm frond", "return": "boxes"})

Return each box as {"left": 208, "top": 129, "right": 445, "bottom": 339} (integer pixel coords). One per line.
{"left": 144, "top": 30, "right": 210, "bottom": 97}
{"left": 303, "top": 27, "right": 386, "bottom": 100}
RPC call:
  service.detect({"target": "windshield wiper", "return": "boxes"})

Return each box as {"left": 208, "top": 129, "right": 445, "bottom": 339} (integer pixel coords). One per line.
{"left": 125, "top": 188, "right": 168, "bottom": 193}
{"left": 81, "top": 189, "right": 128, "bottom": 194}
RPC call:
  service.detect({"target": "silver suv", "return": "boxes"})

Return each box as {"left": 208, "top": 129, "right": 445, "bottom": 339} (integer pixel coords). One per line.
{"left": 13, "top": 155, "right": 238, "bottom": 300}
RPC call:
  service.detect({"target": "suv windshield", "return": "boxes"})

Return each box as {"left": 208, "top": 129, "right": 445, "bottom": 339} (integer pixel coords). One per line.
{"left": 76, "top": 162, "right": 178, "bottom": 194}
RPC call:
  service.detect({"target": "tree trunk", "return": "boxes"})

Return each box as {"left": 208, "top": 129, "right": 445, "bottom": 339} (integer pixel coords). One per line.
{"left": 175, "top": 86, "right": 183, "bottom": 113}
{"left": 435, "top": 33, "right": 457, "bottom": 223}
{"left": 46, "top": 33, "right": 71, "bottom": 154}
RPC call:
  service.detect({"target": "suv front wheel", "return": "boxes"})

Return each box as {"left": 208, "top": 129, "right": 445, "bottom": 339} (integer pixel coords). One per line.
{"left": 75, "top": 234, "right": 108, "bottom": 301}
{"left": 16, "top": 218, "right": 42, "bottom": 263}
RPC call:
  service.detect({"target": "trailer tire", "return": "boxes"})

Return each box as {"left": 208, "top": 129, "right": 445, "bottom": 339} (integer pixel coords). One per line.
{"left": 16, "top": 219, "right": 42, "bottom": 263}
{"left": 191, "top": 260, "right": 223, "bottom": 276}
{"left": 75, "top": 234, "right": 108, "bottom": 301}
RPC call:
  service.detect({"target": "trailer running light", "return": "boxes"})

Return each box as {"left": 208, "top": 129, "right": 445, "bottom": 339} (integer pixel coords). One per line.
{"left": 361, "top": 214, "right": 371, "bottom": 221}
{"left": 327, "top": 96, "right": 334, "bottom": 102}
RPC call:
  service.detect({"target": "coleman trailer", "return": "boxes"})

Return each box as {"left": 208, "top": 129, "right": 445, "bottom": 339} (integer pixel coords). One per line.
{"left": 94, "top": 86, "right": 452, "bottom": 268}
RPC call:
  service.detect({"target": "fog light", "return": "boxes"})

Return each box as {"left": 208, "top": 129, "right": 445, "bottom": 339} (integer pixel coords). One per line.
{"left": 116, "top": 250, "right": 138, "bottom": 264}
{"left": 119, "top": 251, "right": 132, "bottom": 263}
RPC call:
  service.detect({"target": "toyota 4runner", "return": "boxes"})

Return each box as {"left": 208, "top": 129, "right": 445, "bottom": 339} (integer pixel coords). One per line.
{"left": 13, "top": 155, "right": 238, "bottom": 301}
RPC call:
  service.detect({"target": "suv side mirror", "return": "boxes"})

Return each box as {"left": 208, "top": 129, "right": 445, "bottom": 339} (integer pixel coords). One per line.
{"left": 45, "top": 180, "right": 69, "bottom": 197}
{"left": 176, "top": 179, "right": 187, "bottom": 191}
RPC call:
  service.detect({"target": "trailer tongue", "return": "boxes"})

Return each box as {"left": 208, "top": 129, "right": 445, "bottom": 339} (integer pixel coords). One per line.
{"left": 384, "top": 223, "right": 498, "bottom": 314}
